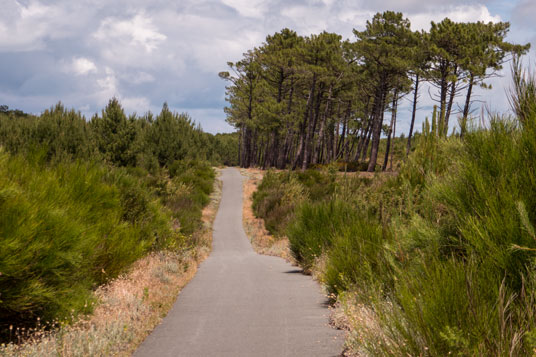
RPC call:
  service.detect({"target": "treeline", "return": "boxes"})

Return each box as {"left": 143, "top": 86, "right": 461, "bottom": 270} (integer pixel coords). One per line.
{"left": 252, "top": 63, "right": 536, "bottom": 355}
{"left": 0, "top": 100, "right": 238, "bottom": 168}
{"left": 220, "top": 11, "right": 529, "bottom": 171}
{"left": 0, "top": 99, "right": 234, "bottom": 340}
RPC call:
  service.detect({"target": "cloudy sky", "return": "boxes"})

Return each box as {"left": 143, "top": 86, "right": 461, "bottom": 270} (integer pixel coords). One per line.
{"left": 0, "top": 0, "right": 534, "bottom": 134}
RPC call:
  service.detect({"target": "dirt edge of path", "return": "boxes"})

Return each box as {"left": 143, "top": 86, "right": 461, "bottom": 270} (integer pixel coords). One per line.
{"left": 240, "top": 168, "right": 294, "bottom": 262}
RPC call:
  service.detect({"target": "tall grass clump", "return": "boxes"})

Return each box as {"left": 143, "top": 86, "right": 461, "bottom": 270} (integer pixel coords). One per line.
{"left": 0, "top": 151, "right": 176, "bottom": 339}
{"left": 323, "top": 215, "right": 390, "bottom": 295}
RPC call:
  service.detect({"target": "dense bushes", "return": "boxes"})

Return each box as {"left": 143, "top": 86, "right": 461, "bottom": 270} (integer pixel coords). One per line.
{"left": 287, "top": 200, "right": 357, "bottom": 271}
{"left": 0, "top": 152, "right": 176, "bottom": 334}
{"left": 252, "top": 169, "right": 336, "bottom": 236}
{"left": 382, "top": 114, "right": 536, "bottom": 356}
{"left": 167, "top": 159, "right": 216, "bottom": 235}
{"left": 252, "top": 66, "right": 536, "bottom": 355}
{"left": 323, "top": 215, "right": 388, "bottom": 295}
{"left": 0, "top": 99, "right": 223, "bottom": 342}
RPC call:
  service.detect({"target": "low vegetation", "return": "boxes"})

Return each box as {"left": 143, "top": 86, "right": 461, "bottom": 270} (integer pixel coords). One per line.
{"left": 252, "top": 63, "right": 536, "bottom": 355}
{"left": 0, "top": 98, "right": 231, "bottom": 349}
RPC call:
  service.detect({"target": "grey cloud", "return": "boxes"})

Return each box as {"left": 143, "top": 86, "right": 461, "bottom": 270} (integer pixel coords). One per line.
{"left": 512, "top": 0, "right": 536, "bottom": 28}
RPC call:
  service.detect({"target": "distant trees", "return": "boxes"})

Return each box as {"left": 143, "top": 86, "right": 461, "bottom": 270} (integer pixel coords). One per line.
{"left": 0, "top": 99, "right": 238, "bottom": 169}
{"left": 221, "top": 12, "right": 528, "bottom": 171}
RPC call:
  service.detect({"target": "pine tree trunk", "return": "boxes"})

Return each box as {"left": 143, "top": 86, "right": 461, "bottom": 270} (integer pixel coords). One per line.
{"left": 277, "top": 78, "right": 294, "bottom": 168}
{"left": 333, "top": 102, "right": 341, "bottom": 161}
{"left": 336, "top": 102, "right": 350, "bottom": 160}
{"left": 389, "top": 95, "right": 398, "bottom": 171}
{"left": 439, "top": 64, "right": 449, "bottom": 134}
{"left": 301, "top": 74, "right": 317, "bottom": 170}
{"left": 238, "top": 126, "right": 243, "bottom": 167}
{"left": 462, "top": 73, "right": 474, "bottom": 120}
{"left": 406, "top": 74, "right": 419, "bottom": 156}
{"left": 367, "top": 84, "right": 386, "bottom": 172}
{"left": 313, "top": 85, "right": 332, "bottom": 164}
{"left": 445, "top": 80, "right": 457, "bottom": 135}
{"left": 307, "top": 88, "right": 323, "bottom": 167}
{"left": 354, "top": 123, "right": 368, "bottom": 161}
{"left": 354, "top": 96, "right": 372, "bottom": 162}
{"left": 360, "top": 118, "right": 373, "bottom": 162}
{"left": 382, "top": 92, "right": 397, "bottom": 171}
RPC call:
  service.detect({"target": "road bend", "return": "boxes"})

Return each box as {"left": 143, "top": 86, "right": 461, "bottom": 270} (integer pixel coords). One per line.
{"left": 135, "top": 167, "right": 343, "bottom": 357}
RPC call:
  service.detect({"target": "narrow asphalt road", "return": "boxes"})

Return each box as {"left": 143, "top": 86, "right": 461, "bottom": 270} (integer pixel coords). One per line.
{"left": 135, "top": 168, "right": 343, "bottom": 357}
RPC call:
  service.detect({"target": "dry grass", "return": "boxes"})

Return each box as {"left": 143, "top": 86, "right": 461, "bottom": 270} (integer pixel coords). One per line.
{"left": 329, "top": 292, "right": 390, "bottom": 357}
{"left": 240, "top": 168, "right": 293, "bottom": 261}
{"left": 0, "top": 171, "right": 223, "bottom": 357}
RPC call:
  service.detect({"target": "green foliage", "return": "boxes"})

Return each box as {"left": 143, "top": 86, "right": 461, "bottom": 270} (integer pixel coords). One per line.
{"left": 324, "top": 215, "right": 388, "bottom": 295}
{"left": 0, "top": 103, "right": 97, "bottom": 162}
{"left": 222, "top": 15, "right": 527, "bottom": 171}
{"left": 167, "top": 160, "right": 215, "bottom": 235}
{"left": 91, "top": 98, "right": 137, "bottom": 166}
{"left": 287, "top": 200, "right": 358, "bottom": 271}
{"left": 0, "top": 100, "right": 237, "bottom": 169}
{"left": 0, "top": 100, "right": 221, "bottom": 341}
{"left": 213, "top": 133, "right": 239, "bottom": 166}
{"left": 252, "top": 169, "right": 336, "bottom": 236}
{"left": 0, "top": 151, "right": 176, "bottom": 334}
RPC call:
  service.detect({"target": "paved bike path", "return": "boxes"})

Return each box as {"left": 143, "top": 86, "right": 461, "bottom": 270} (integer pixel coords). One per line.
{"left": 135, "top": 167, "right": 343, "bottom": 356}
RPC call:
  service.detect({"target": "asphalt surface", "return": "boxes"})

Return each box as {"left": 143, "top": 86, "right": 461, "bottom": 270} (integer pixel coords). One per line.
{"left": 135, "top": 167, "right": 343, "bottom": 357}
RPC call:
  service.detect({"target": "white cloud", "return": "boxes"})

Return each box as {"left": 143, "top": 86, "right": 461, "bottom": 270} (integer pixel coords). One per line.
{"left": 409, "top": 4, "right": 501, "bottom": 31}
{"left": 121, "top": 96, "right": 151, "bottom": 114}
{"left": 71, "top": 57, "right": 97, "bottom": 75}
{"left": 0, "top": 1, "right": 89, "bottom": 52}
{"left": 123, "top": 71, "right": 155, "bottom": 84}
{"left": 95, "top": 68, "right": 118, "bottom": 102}
{"left": 91, "top": 12, "right": 168, "bottom": 72}
{"left": 93, "top": 12, "right": 166, "bottom": 53}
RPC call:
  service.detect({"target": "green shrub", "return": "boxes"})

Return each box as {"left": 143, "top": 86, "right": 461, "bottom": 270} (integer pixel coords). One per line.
{"left": 324, "top": 215, "right": 389, "bottom": 295}
{"left": 252, "top": 169, "right": 337, "bottom": 236}
{"left": 0, "top": 151, "right": 174, "bottom": 336}
{"left": 371, "top": 105, "right": 536, "bottom": 354}
{"left": 167, "top": 159, "right": 215, "bottom": 235}
{"left": 287, "top": 200, "right": 358, "bottom": 270}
